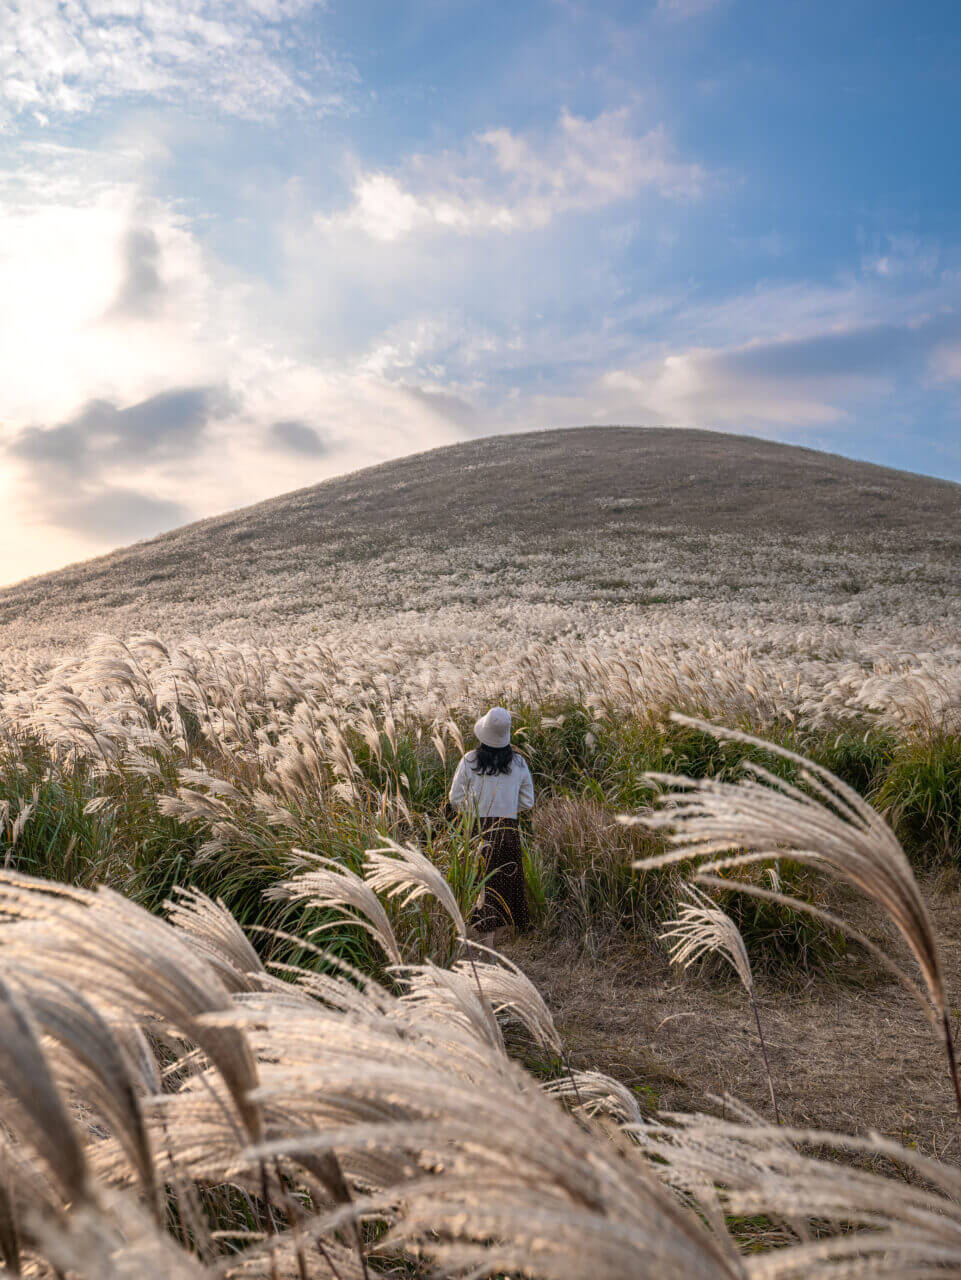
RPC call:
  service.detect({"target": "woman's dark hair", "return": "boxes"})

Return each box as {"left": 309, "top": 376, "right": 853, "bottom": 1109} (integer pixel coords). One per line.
{"left": 471, "top": 743, "right": 515, "bottom": 776}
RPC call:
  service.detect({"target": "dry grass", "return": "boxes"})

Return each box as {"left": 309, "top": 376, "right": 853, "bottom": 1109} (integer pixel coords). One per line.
{"left": 632, "top": 715, "right": 961, "bottom": 1118}
{"left": 511, "top": 925, "right": 961, "bottom": 1156}
{"left": 529, "top": 794, "right": 667, "bottom": 944}
{"left": 0, "top": 846, "right": 960, "bottom": 1277}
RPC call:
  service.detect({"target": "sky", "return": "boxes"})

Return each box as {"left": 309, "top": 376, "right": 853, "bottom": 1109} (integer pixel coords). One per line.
{"left": 2, "top": 0, "right": 961, "bottom": 586}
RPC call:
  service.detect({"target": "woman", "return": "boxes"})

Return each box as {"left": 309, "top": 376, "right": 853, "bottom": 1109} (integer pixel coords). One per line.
{"left": 448, "top": 705, "right": 534, "bottom": 944}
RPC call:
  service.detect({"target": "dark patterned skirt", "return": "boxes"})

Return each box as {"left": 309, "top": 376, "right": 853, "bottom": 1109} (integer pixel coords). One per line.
{"left": 475, "top": 817, "right": 529, "bottom": 932}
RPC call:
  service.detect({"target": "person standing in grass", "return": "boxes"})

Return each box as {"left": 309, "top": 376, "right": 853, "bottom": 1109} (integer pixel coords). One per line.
{"left": 449, "top": 705, "right": 534, "bottom": 945}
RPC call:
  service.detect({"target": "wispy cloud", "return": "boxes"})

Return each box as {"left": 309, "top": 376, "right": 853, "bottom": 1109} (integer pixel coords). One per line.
{"left": 322, "top": 108, "right": 704, "bottom": 242}
{"left": 2, "top": 0, "right": 343, "bottom": 125}
{"left": 587, "top": 309, "right": 961, "bottom": 431}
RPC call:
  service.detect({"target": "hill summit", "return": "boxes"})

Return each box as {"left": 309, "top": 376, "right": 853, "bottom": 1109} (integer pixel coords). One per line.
{"left": 3, "top": 426, "right": 959, "bottom": 656}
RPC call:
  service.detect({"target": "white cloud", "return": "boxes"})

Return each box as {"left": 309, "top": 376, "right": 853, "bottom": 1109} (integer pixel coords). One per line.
{"left": 581, "top": 300, "right": 961, "bottom": 433}
{"left": 0, "top": 150, "right": 214, "bottom": 425}
{"left": 0, "top": 142, "right": 466, "bottom": 584}
{"left": 0, "top": 0, "right": 340, "bottom": 125}
{"left": 463, "top": 261, "right": 961, "bottom": 438}
{"left": 322, "top": 108, "right": 704, "bottom": 242}
{"left": 599, "top": 352, "right": 852, "bottom": 428}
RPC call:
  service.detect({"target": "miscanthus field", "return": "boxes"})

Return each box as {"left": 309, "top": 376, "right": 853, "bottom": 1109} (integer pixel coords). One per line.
{"left": 1, "top": 427, "right": 961, "bottom": 1278}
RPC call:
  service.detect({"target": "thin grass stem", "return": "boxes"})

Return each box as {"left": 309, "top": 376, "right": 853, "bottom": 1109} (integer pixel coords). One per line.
{"left": 749, "top": 987, "right": 781, "bottom": 1125}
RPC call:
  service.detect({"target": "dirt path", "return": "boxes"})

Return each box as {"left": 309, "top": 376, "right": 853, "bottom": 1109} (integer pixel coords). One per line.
{"left": 509, "top": 884, "right": 961, "bottom": 1161}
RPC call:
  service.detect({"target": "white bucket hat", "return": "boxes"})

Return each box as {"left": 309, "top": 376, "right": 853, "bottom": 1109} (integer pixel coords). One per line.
{"left": 473, "top": 705, "right": 512, "bottom": 748}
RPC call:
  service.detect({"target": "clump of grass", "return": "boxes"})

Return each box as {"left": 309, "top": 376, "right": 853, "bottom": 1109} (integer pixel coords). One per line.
{"left": 873, "top": 732, "right": 961, "bottom": 865}
{"left": 3, "top": 641, "right": 961, "bottom": 989}
{"left": 528, "top": 795, "right": 673, "bottom": 948}
{"left": 712, "top": 861, "right": 848, "bottom": 978}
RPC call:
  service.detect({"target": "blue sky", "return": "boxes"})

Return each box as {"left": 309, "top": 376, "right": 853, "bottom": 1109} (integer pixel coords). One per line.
{"left": 2, "top": 0, "right": 960, "bottom": 584}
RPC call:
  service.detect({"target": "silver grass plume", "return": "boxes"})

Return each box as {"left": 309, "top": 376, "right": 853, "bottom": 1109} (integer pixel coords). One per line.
{"left": 449, "top": 950, "right": 563, "bottom": 1055}
{"left": 661, "top": 883, "right": 753, "bottom": 992}
{"left": 15, "top": 970, "right": 158, "bottom": 1209}
{"left": 241, "top": 1008, "right": 742, "bottom": 1280}
{"left": 268, "top": 851, "right": 403, "bottom": 966}
{"left": 32, "top": 1188, "right": 210, "bottom": 1280}
{"left": 165, "top": 886, "right": 266, "bottom": 993}
{"left": 2, "top": 852, "right": 960, "bottom": 1274}
{"left": 545, "top": 1069, "right": 647, "bottom": 1127}
{"left": 397, "top": 961, "right": 508, "bottom": 1057}
{"left": 630, "top": 1101, "right": 961, "bottom": 1278}
{"left": 4, "top": 787, "right": 38, "bottom": 865}
{"left": 0, "top": 974, "right": 90, "bottom": 1207}
{"left": 364, "top": 838, "right": 467, "bottom": 939}
{"left": 0, "top": 871, "right": 265, "bottom": 1146}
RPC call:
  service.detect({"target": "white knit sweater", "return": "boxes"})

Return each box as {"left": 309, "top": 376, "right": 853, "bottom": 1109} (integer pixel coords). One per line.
{"left": 448, "top": 751, "right": 535, "bottom": 819}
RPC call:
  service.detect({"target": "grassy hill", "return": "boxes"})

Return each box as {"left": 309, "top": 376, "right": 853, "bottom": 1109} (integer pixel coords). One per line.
{"left": 3, "top": 426, "right": 960, "bottom": 655}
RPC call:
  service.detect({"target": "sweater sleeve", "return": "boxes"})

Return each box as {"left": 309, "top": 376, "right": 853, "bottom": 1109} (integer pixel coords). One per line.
{"left": 517, "top": 758, "right": 535, "bottom": 812}
{"left": 449, "top": 755, "right": 470, "bottom": 811}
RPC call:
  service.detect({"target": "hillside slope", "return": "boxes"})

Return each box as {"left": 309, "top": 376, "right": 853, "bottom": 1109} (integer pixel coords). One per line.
{"left": 3, "top": 426, "right": 960, "bottom": 655}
